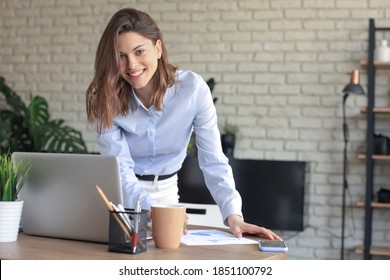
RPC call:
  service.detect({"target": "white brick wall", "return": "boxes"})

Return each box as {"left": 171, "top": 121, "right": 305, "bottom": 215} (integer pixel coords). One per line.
{"left": 1, "top": 0, "right": 390, "bottom": 259}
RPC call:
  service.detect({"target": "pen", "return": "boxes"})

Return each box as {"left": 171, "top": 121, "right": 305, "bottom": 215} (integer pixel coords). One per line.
{"left": 117, "top": 203, "right": 132, "bottom": 230}
{"left": 132, "top": 200, "right": 141, "bottom": 253}
{"left": 95, "top": 185, "right": 132, "bottom": 240}
{"left": 110, "top": 202, "right": 133, "bottom": 234}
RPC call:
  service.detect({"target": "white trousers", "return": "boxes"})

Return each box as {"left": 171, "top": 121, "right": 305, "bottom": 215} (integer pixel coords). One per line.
{"left": 138, "top": 174, "right": 179, "bottom": 205}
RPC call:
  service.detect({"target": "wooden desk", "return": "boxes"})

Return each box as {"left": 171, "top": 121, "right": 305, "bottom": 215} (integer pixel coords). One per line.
{"left": 1, "top": 231, "right": 286, "bottom": 260}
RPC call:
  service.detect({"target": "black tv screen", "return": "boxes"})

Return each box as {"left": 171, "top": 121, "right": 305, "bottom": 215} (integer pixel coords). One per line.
{"left": 178, "top": 157, "right": 306, "bottom": 231}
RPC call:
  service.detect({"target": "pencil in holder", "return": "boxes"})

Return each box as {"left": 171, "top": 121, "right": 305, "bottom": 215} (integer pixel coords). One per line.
{"left": 108, "top": 209, "right": 148, "bottom": 254}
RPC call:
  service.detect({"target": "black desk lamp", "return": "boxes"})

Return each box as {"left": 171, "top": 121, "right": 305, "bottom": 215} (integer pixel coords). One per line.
{"left": 341, "top": 69, "right": 365, "bottom": 260}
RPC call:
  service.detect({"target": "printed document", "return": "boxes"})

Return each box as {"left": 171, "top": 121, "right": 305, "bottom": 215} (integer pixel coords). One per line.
{"left": 180, "top": 229, "right": 257, "bottom": 246}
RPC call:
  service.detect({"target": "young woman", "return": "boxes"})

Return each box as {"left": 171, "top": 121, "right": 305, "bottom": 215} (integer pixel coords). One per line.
{"left": 86, "top": 8, "right": 281, "bottom": 240}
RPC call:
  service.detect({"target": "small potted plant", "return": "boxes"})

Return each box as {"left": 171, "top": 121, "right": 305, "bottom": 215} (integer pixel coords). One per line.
{"left": 221, "top": 122, "right": 238, "bottom": 158}
{"left": 0, "top": 152, "right": 31, "bottom": 242}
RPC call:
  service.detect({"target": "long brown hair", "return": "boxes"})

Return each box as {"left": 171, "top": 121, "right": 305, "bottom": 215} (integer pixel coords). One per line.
{"left": 86, "top": 8, "right": 177, "bottom": 133}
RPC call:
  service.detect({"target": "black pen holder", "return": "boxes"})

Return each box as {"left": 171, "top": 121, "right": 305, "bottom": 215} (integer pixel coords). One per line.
{"left": 108, "top": 209, "right": 148, "bottom": 254}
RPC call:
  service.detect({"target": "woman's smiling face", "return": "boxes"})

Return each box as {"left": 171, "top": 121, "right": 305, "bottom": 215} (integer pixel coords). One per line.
{"left": 118, "top": 32, "right": 162, "bottom": 94}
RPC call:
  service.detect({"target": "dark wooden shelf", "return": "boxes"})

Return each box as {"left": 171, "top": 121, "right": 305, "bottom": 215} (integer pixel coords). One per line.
{"left": 355, "top": 245, "right": 390, "bottom": 257}
{"left": 358, "top": 19, "right": 390, "bottom": 260}
{"left": 360, "top": 107, "right": 390, "bottom": 114}
{"left": 355, "top": 201, "right": 390, "bottom": 208}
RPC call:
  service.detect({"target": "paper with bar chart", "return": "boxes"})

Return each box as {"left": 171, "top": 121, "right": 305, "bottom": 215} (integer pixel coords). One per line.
{"left": 181, "top": 229, "right": 257, "bottom": 246}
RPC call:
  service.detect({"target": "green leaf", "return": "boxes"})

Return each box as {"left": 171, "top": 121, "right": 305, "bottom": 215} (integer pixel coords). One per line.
{"left": 2, "top": 180, "right": 11, "bottom": 201}
{"left": 0, "top": 77, "right": 27, "bottom": 117}
{"left": 0, "top": 152, "right": 30, "bottom": 201}
{"left": 37, "top": 120, "right": 88, "bottom": 153}
{"left": 0, "top": 76, "right": 88, "bottom": 154}
{"left": 14, "top": 158, "right": 31, "bottom": 198}
{"left": 26, "top": 96, "right": 50, "bottom": 150}
{"left": 27, "top": 96, "right": 50, "bottom": 126}
{"left": 0, "top": 118, "right": 10, "bottom": 145}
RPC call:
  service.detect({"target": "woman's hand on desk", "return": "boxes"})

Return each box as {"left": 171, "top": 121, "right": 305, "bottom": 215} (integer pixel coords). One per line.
{"left": 227, "top": 215, "right": 283, "bottom": 241}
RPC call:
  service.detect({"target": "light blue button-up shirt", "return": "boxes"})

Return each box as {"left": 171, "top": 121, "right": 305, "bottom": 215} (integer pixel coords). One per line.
{"left": 96, "top": 70, "right": 242, "bottom": 223}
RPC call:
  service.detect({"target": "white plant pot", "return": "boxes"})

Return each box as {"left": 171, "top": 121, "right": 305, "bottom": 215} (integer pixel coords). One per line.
{"left": 0, "top": 200, "right": 24, "bottom": 242}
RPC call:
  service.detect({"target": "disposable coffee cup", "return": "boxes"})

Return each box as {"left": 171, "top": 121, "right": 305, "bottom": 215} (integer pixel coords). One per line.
{"left": 151, "top": 204, "right": 186, "bottom": 249}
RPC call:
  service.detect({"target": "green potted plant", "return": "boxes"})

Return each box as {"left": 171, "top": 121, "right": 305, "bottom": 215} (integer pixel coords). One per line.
{"left": 0, "top": 76, "right": 88, "bottom": 154}
{"left": 221, "top": 122, "right": 238, "bottom": 158}
{"left": 0, "top": 151, "right": 31, "bottom": 242}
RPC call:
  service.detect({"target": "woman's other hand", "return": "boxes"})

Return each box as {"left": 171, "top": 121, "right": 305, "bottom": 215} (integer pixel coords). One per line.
{"left": 227, "top": 214, "right": 282, "bottom": 240}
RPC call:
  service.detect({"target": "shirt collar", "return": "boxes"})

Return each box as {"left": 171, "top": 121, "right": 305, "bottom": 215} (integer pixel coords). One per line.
{"left": 131, "top": 87, "right": 154, "bottom": 112}
{"left": 130, "top": 86, "right": 173, "bottom": 113}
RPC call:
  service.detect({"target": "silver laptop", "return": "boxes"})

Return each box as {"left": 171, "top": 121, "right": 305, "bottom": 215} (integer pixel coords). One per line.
{"left": 12, "top": 152, "right": 123, "bottom": 243}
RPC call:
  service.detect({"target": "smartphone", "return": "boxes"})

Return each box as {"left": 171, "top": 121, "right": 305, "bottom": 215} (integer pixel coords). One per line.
{"left": 258, "top": 240, "right": 288, "bottom": 252}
